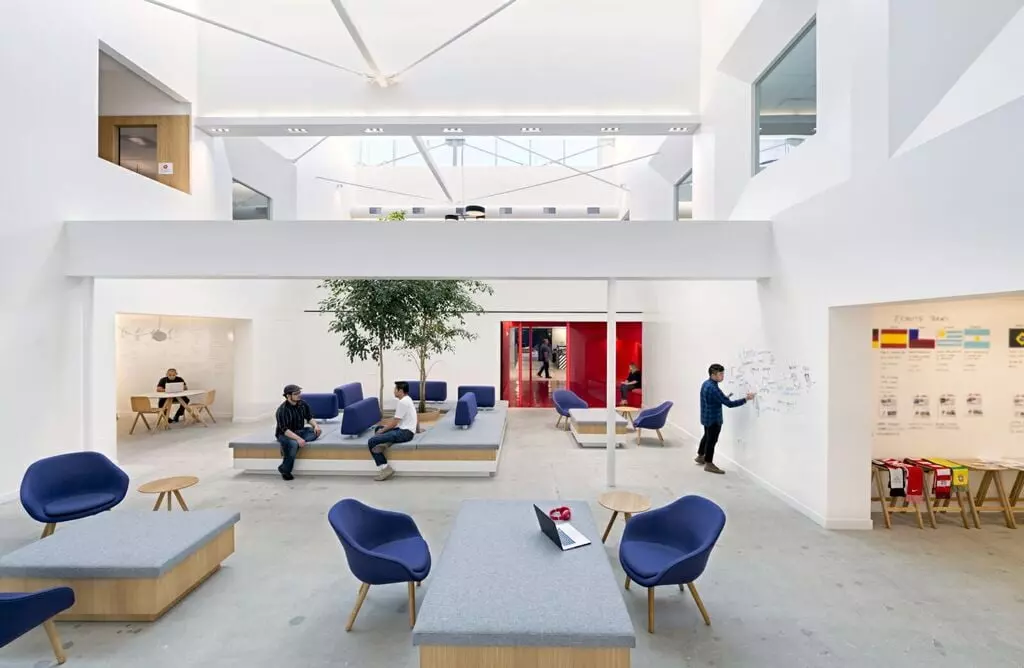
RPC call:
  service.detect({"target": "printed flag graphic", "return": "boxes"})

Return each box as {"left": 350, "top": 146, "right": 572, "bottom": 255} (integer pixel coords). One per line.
{"left": 908, "top": 329, "right": 936, "bottom": 349}
{"left": 963, "top": 328, "right": 990, "bottom": 350}
{"left": 872, "top": 329, "right": 879, "bottom": 348}
{"left": 880, "top": 329, "right": 908, "bottom": 349}
{"left": 937, "top": 329, "right": 964, "bottom": 348}
{"left": 1010, "top": 328, "right": 1024, "bottom": 348}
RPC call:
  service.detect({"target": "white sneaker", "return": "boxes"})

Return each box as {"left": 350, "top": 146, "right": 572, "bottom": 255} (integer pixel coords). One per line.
{"left": 374, "top": 465, "right": 395, "bottom": 481}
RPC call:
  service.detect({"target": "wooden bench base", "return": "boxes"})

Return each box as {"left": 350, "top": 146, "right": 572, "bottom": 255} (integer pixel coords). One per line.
{"left": 420, "top": 645, "right": 630, "bottom": 668}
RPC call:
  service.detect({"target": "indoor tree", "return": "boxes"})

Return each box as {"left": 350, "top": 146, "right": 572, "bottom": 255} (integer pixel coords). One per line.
{"left": 402, "top": 280, "right": 493, "bottom": 414}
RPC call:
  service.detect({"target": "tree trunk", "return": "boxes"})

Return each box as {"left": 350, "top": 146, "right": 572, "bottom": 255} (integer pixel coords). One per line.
{"left": 418, "top": 348, "right": 427, "bottom": 414}
{"left": 378, "top": 342, "right": 385, "bottom": 409}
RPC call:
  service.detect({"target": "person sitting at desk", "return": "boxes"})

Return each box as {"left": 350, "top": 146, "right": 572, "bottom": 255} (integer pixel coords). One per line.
{"left": 618, "top": 362, "right": 642, "bottom": 405}
{"left": 156, "top": 368, "right": 189, "bottom": 423}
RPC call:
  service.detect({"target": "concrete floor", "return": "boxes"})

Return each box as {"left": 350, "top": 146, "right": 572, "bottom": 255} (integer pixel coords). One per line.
{"left": 2, "top": 410, "right": 1024, "bottom": 667}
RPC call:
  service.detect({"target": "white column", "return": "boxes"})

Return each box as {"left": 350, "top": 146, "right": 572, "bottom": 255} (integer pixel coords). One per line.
{"left": 606, "top": 278, "right": 617, "bottom": 487}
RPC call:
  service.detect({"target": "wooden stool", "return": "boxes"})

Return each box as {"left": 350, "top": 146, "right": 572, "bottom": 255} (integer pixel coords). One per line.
{"left": 871, "top": 464, "right": 930, "bottom": 529}
{"left": 956, "top": 460, "right": 1016, "bottom": 529}
{"left": 1006, "top": 464, "right": 1024, "bottom": 519}
{"left": 138, "top": 476, "right": 199, "bottom": 512}
{"left": 598, "top": 491, "right": 651, "bottom": 543}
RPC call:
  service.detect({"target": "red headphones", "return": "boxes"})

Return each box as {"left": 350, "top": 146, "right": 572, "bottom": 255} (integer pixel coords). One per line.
{"left": 548, "top": 506, "right": 572, "bottom": 521}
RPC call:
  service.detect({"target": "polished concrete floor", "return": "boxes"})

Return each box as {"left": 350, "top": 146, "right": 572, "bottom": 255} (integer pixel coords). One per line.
{"left": 2, "top": 411, "right": 1024, "bottom": 667}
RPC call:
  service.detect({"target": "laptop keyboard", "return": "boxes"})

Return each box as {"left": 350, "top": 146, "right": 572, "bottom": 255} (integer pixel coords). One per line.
{"left": 556, "top": 528, "right": 574, "bottom": 546}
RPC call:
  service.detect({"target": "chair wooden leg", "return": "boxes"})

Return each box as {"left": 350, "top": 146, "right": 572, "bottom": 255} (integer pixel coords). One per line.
{"left": 687, "top": 582, "right": 711, "bottom": 626}
{"left": 129, "top": 413, "right": 142, "bottom": 435}
{"left": 647, "top": 587, "right": 655, "bottom": 633}
{"left": 636, "top": 428, "right": 641, "bottom": 445}
{"left": 43, "top": 619, "right": 66, "bottom": 665}
{"left": 601, "top": 511, "right": 619, "bottom": 543}
{"left": 204, "top": 406, "right": 217, "bottom": 423}
{"left": 346, "top": 583, "right": 370, "bottom": 632}
{"left": 152, "top": 492, "right": 165, "bottom": 511}
{"left": 624, "top": 575, "right": 631, "bottom": 590}
{"left": 408, "top": 581, "right": 417, "bottom": 628}
{"left": 173, "top": 490, "right": 190, "bottom": 511}
{"left": 417, "top": 580, "right": 422, "bottom": 587}
{"left": 167, "top": 493, "right": 172, "bottom": 511}
{"left": 656, "top": 429, "right": 664, "bottom": 445}
{"left": 40, "top": 523, "right": 56, "bottom": 539}
{"left": 555, "top": 415, "right": 563, "bottom": 428}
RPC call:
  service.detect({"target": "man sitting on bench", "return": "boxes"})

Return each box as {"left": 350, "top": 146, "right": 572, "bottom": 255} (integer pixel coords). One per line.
{"left": 367, "top": 381, "right": 418, "bottom": 482}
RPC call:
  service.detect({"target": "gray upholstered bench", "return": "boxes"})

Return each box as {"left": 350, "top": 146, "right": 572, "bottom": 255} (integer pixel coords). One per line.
{"left": 413, "top": 500, "right": 635, "bottom": 666}
{"left": 228, "top": 404, "right": 508, "bottom": 477}
{"left": 568, "top": 408, "right": 629, "bottom": 448}
{"left": 0, "top": 510, "right": 239, "bottom": 621}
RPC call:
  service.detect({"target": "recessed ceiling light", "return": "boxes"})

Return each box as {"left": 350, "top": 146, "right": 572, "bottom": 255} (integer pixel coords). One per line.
{"left": 600, "top": 127, "right": 619, "bottom": 133}
{"left": 443, "top": 127, "right": 463, "bottom": 133}
{"left": 520, "top": 127, "right": 541, "bottom": 133}
{"left": 286, "top": 127, "right": 308, "bottom": 134}
{"left": 668, "top": 127, "right": 690, "bottom": 133}
{"left": 208, "top": 128, "right": 230, "bottom": 133}
{"left": 364, "top": 127, "right": 384, "bottom": 134}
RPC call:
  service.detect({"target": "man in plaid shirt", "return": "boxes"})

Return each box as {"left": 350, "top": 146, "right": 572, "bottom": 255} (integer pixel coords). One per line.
{"left": 697, "top": 364, "right": 755, "bottom": 475}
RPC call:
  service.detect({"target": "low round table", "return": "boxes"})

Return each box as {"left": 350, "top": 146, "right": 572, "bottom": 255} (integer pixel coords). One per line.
{"left": 616, "top": 406, "right": 641, "bottom": 426}
{"left": 598, "top": 490, "right": 652, "bottom": 543}
{"left": 138, "top": 476, "right": 199, "bottom": 512}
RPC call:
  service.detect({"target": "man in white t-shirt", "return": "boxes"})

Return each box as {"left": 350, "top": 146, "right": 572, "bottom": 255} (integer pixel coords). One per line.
{"left": 367, "top": 381, "right": 419, "bottom": 481}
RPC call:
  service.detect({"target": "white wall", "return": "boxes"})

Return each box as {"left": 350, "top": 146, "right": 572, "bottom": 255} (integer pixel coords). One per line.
{"left": 116, "top": 314, "right": 236, "bottom": 417}
{"left": 644, "top": 0, "right": 1024, "bottom": 529}
{"left": 98, "top": 53, "right": 191, "bottom": 116}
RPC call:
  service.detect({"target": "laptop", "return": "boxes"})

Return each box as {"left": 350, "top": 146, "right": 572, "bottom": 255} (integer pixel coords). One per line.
{"left": 164, "top": 382, "right": 185, "bottom": 393}
{"left": 533, "top": 504, "right": 591, "bottom": 551}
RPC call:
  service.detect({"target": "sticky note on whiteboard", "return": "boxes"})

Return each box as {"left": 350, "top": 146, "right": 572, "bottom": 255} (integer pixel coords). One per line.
{"left": 158, "top": 162, "right": 174, "bottom": 175}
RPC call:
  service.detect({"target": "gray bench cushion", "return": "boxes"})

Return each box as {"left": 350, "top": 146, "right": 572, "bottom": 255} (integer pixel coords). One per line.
{"left": 413, "top": 500, "right": 635, "bottom": 648}
{"left": 0, "top": 510, "right": 240, "bottom": 579}
{"left": 416, "top": 406, "right": 508, "bottom": 450}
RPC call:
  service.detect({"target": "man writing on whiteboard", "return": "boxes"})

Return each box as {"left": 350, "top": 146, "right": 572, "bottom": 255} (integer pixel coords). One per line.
{"left": 696, "top": 363, "right": 755, "bottom": 475}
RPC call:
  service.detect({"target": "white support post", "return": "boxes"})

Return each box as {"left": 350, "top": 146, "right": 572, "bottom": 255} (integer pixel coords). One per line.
{"left": 606, "top": 278, "right": 617, "bottom": 488}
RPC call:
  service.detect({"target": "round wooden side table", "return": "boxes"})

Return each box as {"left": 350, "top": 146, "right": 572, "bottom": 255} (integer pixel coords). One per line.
{"left": 138, "top": 476, "right": 199, "bottom": 512}
{"left": 598, "top": 490, "right": 652, "bottom": 543}
{"left": 616, "top": 406, "right": 641, "bottom": 426}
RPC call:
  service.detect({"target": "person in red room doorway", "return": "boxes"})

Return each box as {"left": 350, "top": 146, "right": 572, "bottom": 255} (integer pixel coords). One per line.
{"left": 618, "top": 362, "right": 642, "bottom": 406}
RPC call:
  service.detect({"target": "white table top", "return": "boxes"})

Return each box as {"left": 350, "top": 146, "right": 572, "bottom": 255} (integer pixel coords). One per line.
{"left": 569, "top": 408, "right": 628, "bottom": 424}
{"left": 137, "top": 389, "right": 209, "bottom": 400}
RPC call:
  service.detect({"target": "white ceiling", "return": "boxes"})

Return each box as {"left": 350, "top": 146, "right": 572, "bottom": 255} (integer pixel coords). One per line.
{"left": 169, "top": 0, "right": 703, "bottom": 116}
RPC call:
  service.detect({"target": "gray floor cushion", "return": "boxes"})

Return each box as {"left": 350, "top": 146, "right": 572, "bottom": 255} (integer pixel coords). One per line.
{"left": 0, "top": 510, "right": 240, "bottom": 579}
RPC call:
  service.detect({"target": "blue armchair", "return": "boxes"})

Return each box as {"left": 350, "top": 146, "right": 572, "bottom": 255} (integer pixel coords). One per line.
{"left": 620, "top": 495, "right": 726, "bottom": 633}
{"left": 21, "top": 452, "right": 130, "bottom": 539}
{"left": 552, "top": 389, "right": 588, "bottom": 430}
{"left": 328, "top": 499, "right": 431, "bottom": 631}
{"left": 633, "top": 401, "right": 673, "bottom": 446}
{"left": 0, "top": 586, "right": 75, "bottom": 664}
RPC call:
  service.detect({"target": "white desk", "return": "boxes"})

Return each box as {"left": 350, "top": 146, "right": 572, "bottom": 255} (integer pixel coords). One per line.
{"left": 138, "top": 390, "right": 210, "bottom": 429}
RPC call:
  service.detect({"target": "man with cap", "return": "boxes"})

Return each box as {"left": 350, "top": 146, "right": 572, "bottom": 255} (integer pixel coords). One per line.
{"left": 275, "top": 384, "right": 321, "bottom": 480}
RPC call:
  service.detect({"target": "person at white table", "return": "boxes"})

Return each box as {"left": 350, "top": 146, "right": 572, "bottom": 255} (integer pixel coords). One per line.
{"left": 275, "top": 384, "right": 321, "bottom": 481}
{"left": 156, "top": 368, "right": 190, "bottom": 423}
{"left": 366, "top": 381, "right": 418, "bottom": 482}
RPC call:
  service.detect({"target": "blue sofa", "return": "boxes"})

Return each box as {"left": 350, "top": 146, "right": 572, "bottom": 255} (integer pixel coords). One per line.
{"left": 457, "top": 385, "right": 495, "bottom": 408}
{"left": 552, "top": 389, "right": 588, "bottom": 430}
{"left": 454, "top": 392, "right": 478, "bottom": 428}
{"left": 341, "top": 397, "right": 382, "bottom": 437}
{"left": 304, "top": 393, "right": 340, "bottom": 420}
{"left": 21, "top": 452, "right": 130, "bottom": 539}
{"left": 405, "top": 380, "right": 447, "bottom": 403}
{"left": 334, "top": 382, "right": 364, "bottom": 410}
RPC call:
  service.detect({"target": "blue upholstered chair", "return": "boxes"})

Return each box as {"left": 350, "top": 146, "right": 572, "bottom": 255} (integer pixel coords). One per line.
{"left": 457, "top": 385, "right": 496, "bottom": 408}
{"left": 328, "top": 499, "right": 431, "bottom": 631}
{"left": 633, "top": 401, "right": 674, "bottom": 446}
{"left": 405, "top": 380, "right": 447, "bottom": 403}
{"left": 552, "top": 389, "right": 588, "bottom": 429}
{"left": 454, "top": 392, "right": 478, "bottom": 428}
{"left": 0, "top": 586, "right": 75, "bottom": 664}
{"left": 21, "top": 452, "right": 130, "bottom": 539}
{"left": 620, "top": 495, "right": 726, "bottom": 633}
{"left": 303, "top": 392, "right": 340, "bottom": 420}
{"left": 340, "top": 398, "right": 382, "bottom": 437}
{"left": 334, "top": 382, "right": 364, "bottom": 410}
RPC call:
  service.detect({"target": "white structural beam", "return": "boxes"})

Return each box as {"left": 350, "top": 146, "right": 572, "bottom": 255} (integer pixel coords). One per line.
{"left": 606, "top": 278, "right": 617, "bottom": 488}
{"left": 470, "top": 153, "right": 658, "bottom": 200}
{"left": 142, "top": 0, "right": 369, "bottom": 78}
{"left": 412, "top": 136, "right": 454, "bottom": 202}
{"left": 291, "top": 137, "right": 330, "bottom": 164}
{"left": 391, "top": 0, "right": 521, "bottom": 79}
{"left": 328, "top": 0, "right": 389, "bottom": 87}
{"left": 63, "top": 221, "right": 774, "bottom": 280}
{"left": 495, "top": 137, "right": 626, "bottom": 191}
{"left": 315, "top": 177, "right": 439, "bottom": 201}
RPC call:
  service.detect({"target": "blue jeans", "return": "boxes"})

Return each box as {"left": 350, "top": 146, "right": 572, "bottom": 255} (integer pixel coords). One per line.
{"left": 277, "top": 427, "right": 318, "bottom": 475}
{"left": 619, "top": 383, "right": 634, "bottom": 401}
{"left": 367, "top": 427, "right": 414, "bottom": 466}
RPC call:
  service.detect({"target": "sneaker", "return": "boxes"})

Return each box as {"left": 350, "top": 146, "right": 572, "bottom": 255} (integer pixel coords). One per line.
{"left": 694, "top": 455, "right": 705, "bottom": 465}
{"left": 704, "top": 463, "right": 725, "bottom": 475}
{"left": 371, "top": 442, "right": 392, "bottom": 454}
{"left": 277, "top": 466, "right": 294, "bottom": 481}
{"left": 374, "top": 465, "right": 395, "bottom": 481}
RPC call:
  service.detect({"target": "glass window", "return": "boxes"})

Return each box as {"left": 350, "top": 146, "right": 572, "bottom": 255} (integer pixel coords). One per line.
{"left": 463, "top": 139, "right": 498, "bottom": 166}
{"left": 674, "top": 171, "right": 693, "bottom": 220}
{"left": 117, "top": 126, "right": 158, "bottom": 180}
{"left": 527, "top": 138, "right": 565, "bottom": 165}
{"left": 359, "top": 138, "right": 397, "bottom": 166}
{"left": 495, "top": 137, "right": 530, "bottom": 166}
{"left": 754, "top": 19, "right": 816, "bottom": 173}
{"left": 232, "top": 180, "right": 271, "bottom": 220}
{"left": 563, "top": 138, "right": 600, "bottom": 168}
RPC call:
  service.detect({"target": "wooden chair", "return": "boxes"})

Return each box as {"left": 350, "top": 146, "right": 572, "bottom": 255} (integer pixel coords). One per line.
{"left": 129, "top": 396, "right": 166, "bottom": 434}
{"left": 189, "top": 390, "right": 217, "bottom": 424}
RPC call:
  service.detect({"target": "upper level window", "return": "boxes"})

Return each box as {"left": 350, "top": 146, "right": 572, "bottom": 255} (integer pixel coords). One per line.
{"left": 674, "top": 171, "right": 693, "bottom": 220}
{"left": 754, "top": 19, "right": 816, "bottom": 173}
{"left": 232, "top": 180, "right": 271, "bottom": 220}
